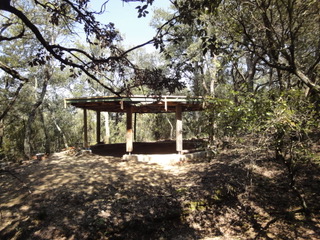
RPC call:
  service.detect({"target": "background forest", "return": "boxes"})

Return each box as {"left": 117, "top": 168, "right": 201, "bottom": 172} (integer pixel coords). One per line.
{"left": 0, "top": 0, "right": 318, "bottom": 160}
{"left": 0, "top": 0, "right": 319, "bottom": 219}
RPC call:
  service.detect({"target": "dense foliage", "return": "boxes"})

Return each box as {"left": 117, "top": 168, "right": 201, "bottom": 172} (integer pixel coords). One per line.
{"left": 164, "top": 0, "right": 320, "bottom": 216}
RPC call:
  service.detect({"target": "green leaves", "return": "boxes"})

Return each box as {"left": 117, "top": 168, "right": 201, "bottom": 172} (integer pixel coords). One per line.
{"left": 136, "top": 5, "right": 149, "bottom": 18}
{"left": 205, "top": 92, "right": 274, "bottom": 137}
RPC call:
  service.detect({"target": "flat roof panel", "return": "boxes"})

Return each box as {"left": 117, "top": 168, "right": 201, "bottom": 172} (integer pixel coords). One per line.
{"left": 65, "top": 95, "right": 204, "bottom": 113}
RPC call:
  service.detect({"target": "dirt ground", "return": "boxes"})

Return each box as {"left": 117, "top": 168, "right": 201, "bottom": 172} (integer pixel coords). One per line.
{"left": 0, "top": 142, "right": 320, "bottom": 240}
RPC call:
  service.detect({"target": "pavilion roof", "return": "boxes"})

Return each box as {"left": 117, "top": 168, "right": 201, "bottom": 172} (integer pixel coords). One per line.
{"left": 65, "top": 95, "right": 204, "bottom": 113}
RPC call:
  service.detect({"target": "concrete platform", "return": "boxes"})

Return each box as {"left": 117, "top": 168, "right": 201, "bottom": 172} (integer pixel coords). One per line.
{"left": 90, "top": 140, "right": 215, "bottom": 166}
{"left": 122, "top": 150, "right": 216, "bottom": 166}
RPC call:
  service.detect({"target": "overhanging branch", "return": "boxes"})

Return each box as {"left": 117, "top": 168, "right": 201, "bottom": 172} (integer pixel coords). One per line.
{"left": 0, "top": 61, "right": 29, "bottom": 82}
{"left": 0, "top": 4, "right": 123, "bottom": 95}
{"left": 0, "top": 62, "right": 29, "bottom": 121}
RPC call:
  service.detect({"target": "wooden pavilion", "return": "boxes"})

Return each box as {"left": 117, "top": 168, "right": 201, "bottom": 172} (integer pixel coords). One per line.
{"left": 64, "top": 95, "right": 204, "bottom": 155}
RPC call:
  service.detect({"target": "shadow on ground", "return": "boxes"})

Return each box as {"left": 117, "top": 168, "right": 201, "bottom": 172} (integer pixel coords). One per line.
{"left": 1, "top": 144, "right": 320, "bottom": 239}
{"left": 90, "top": 140, "right": 206, "bottom": 157}
{"left": 0, "top": 152, "right": 198, "bottom": 240}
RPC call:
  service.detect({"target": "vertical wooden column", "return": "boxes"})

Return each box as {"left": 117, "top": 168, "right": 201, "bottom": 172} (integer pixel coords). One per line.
{"left": 126, "top": 105, "right": 133, "bottom": 153}
{"left": 96, "top": 110, "right": 101, "bottom": 144}
{"left": 134, "top": 113, "right": 137, "bottom": 141}
{"left": 83, "top": 109, "right": 89, "bottom": 149}
{"left": 176, "top": 104, "right": 183, "bottom": 153}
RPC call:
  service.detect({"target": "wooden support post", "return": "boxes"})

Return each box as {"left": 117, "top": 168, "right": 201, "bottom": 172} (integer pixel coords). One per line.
{"left": 164, "top": 96, "right": 167, "bottom": 111}
{"left": 96, "top": 110, "right": 101, "bottom": 144}
{"left": 83, "top": 109, "right": 89, "bottom": 149}
{"left": 126, "top": 105, "right": 133, "bottom": 153}
{"left": 176, "top": 104, "right": 183, "bottom": 153}
{"left": 134, "top": 112, "right": 137, "bottom": 141}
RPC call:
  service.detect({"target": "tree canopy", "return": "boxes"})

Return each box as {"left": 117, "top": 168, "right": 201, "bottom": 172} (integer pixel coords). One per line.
{"left": 1, "top": 0, "right": 319, "bottom": 153}
{"left": 0, "top": 0, "right": 186, "bottom": 97}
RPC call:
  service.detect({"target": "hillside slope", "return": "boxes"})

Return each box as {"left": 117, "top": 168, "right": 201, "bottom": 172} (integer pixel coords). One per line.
{"left": 1, "top": 145, "right": 319, "bottom": 239}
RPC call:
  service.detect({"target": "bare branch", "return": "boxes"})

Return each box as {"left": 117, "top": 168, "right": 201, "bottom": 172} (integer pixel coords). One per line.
{"left": 0, "top": 23, "right": 25, "bottom": 42}
{"left": 0, "top": 61, "right": 29, "bottom": 82}
{"left": 0, "top": 4, "right": 124, "bottom": 95}
{"left": 0, "top": 62, "right": 29, "bottom": 121}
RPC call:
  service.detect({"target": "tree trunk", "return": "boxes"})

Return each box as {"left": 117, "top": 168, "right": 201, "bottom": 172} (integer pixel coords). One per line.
{"left": 53, "top": 119, "right": 68, "bottom": 149}
{"left": 24, "top": 69, "right": 50, "bottom": 159}
{"left": 0, "top": 79, "right": 27, "bottom": 122}
{"left": 245, "top": 54, "right": 259, "bottom": 93}
{"left": 103, "top": 112, "right": 110, "bottom": 144}
{"left": 0, "top": 120, "right": 4, "bottom": 155}
{"left": 40, "top": 109, "right": 51, "bottom": 154}
{"left": 207, "top": 56, "right": 218, "bottom": 143}
{"left": 295, "top": 69, "right": 320, "bottom": 94}
{"left": 165, "top": 115, "right": 174, "bottom": 139}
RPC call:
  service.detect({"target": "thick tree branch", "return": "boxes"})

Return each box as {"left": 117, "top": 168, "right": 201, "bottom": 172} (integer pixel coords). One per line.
{"left": 0, "top": 81, "right": 25, "bottom": 122}
{"left": 0, "top": 61, "right": 29, "bottom": 82}
{"left": 0, "top": 24, "right": 25, "bottom": 42}
{"left": 0, "top": 1, "right": 182, "bottom": 96}
{"left": 0, "top": 61, "right": 29, "bottom": 121}
{"left": 294, "top": 69, "right": 320, "bottom": 93}
{"left": 308, "top": 55, "right": 320, "bottom": 75}
{"left": 0, "top": 4, "right": 123, "bottom": 95}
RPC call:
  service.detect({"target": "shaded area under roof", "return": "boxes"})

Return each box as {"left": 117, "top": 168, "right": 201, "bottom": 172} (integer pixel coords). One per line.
{"left": 65, "top": 95, "right": 204, "bottom": 113}
{"left": 91, "top": 140, "right": 206, "bottom": 157}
